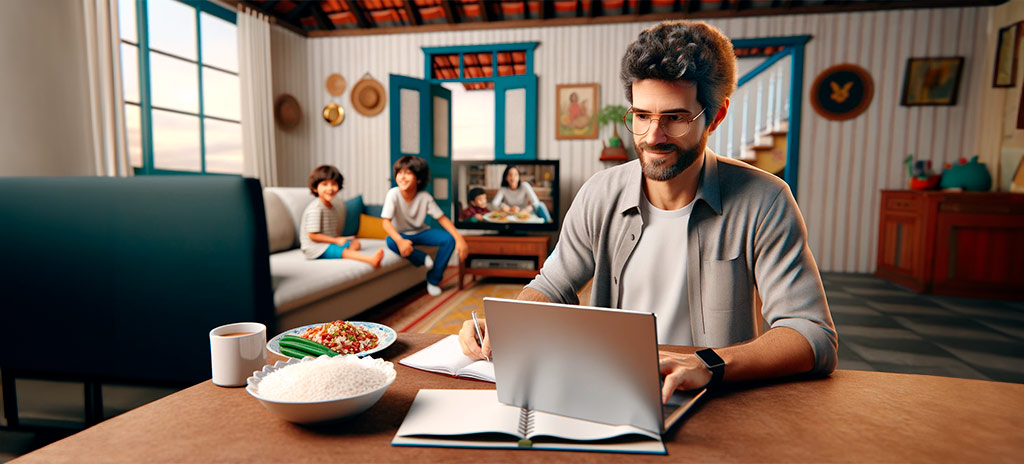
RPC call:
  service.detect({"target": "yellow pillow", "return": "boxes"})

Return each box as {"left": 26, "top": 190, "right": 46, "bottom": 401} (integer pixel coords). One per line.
{"left": 355, "top": 214, "right": 387, "bottom": 239}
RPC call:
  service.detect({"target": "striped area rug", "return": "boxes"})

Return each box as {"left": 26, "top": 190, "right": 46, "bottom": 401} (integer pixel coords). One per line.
{"left": 399, "top": 282, "right": 527, "bottom": 334}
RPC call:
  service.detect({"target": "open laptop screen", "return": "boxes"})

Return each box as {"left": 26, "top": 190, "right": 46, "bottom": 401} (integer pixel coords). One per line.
{"left": 483, "top": 297, "right": 666, "bottom": 434}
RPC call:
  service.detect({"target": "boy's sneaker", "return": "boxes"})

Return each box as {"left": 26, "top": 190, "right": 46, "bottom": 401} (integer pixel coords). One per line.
{"left": 423, "top": 255, "right": 434, "bottom": 270}
{"left": 426, "top": 283, "right": 442, "bottom": 296}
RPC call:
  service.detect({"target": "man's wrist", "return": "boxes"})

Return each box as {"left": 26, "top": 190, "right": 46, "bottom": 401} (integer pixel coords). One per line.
{"left": 695, "top": 348, "right": 725, "bottom": 387}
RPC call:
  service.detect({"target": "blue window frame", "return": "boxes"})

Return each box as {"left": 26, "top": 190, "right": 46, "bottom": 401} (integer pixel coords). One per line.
{"left": 119, "top": 0, "right": 241, "bottom": 175}
{"left": 422, "top": 42, "right": 539, "bottom": 161}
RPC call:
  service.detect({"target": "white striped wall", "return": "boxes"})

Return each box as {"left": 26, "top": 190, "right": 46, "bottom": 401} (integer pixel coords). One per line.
{"left": 269, "top": 6, "right": 994, "bottom": 273}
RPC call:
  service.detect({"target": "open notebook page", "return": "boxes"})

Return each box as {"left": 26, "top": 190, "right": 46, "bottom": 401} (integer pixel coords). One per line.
{"left": 399, "top": 334, "right": 495, "bottom": 382}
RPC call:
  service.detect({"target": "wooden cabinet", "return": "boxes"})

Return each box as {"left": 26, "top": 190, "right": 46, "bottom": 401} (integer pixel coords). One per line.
{"left": 876, "top": 190, "right": 1024, "bottom": 299}
{"left": 458, "top": 234, "right": 550, "bottom": 289}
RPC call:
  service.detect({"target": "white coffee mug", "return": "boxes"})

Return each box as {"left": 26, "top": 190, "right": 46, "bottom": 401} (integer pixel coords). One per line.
{"left": 209, "top": 322, "right": 267, "bottom": 387}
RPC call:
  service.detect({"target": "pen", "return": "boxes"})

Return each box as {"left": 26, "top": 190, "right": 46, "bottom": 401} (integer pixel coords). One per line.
{"left": 471, "top": 311, "right": 491, "bottom": 362}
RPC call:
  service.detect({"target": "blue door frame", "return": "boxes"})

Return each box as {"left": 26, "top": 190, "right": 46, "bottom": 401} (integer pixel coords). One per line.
{"left": 731, "top": 35, "right": 812, "bottom": 196}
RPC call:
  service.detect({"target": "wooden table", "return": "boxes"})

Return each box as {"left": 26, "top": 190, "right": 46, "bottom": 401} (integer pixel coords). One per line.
{"left": 15, "top": 334, "right": 1024, "bottom": 462}
{"left": 458, "top": 234, "right": 549, "bottom": 289}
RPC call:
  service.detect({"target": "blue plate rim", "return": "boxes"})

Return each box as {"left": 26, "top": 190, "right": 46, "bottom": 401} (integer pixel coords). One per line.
{"left": 267, "top": 321, "right": 396, "bottom": 358}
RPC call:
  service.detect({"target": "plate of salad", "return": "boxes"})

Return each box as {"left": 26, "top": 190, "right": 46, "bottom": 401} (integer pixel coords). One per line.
{"left": 267, "top": 321, "right": 397, "bottom": 359}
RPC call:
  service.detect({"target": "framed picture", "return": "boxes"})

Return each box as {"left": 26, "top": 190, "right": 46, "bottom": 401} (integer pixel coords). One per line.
{"left": 555, "top": 83, "right": 598, "bottom": 140}
{"left": 900, "top": 57, "right": 964, "bottom": 106}
{"left": 809, "top": 64, "right": 874, "bottom": 121}
{"left": 993, "top": 22, "right": 1020, "bottom": 87}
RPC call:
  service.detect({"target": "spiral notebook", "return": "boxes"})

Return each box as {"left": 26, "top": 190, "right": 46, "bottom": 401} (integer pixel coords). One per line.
{"left": 391, "top": 389, "right": 667, "bottom": 454}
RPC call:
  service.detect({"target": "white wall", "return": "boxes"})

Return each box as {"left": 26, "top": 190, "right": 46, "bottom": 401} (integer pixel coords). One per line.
{"left": 269, "top": 6, "right": 994, "bottom": 273}
{"left": 0, "top": 0, "right": 94, "bottom": 176}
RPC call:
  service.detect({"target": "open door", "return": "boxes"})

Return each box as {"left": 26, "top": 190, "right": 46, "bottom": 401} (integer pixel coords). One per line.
{"left": 495, "top": 73, "right": 537, "bottom": 161}
{"left": 389, "top": 74, "right": 453, "bottom": 218}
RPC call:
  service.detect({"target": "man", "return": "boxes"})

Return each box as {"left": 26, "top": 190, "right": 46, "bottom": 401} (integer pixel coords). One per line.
{"left": 460, "top": 20, "right": 837, "bottom": 402}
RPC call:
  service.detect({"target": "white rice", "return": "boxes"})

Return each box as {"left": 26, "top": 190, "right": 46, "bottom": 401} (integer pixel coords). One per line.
{"left": 257, "top": 355, "right": 394, "bottom": 402}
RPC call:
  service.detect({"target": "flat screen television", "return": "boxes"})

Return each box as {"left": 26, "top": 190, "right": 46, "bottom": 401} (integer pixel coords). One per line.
{"left": 451, "top": 160, "right": 559, "bottom": 233}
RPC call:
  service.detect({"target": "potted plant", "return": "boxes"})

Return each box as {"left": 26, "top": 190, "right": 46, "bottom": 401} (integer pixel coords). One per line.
{"left": 598, "top": 104, "right": 629, "bottom": 161}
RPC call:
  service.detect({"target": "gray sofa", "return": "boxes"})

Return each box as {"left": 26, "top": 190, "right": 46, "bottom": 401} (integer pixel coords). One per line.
{"left": 262, "top": 187, "right": 430, "bottom": 330}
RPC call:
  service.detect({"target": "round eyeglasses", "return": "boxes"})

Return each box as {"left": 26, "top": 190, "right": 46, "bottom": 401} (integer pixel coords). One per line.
{"left": 622, "top": 107, "right": 706, "bottom": 138}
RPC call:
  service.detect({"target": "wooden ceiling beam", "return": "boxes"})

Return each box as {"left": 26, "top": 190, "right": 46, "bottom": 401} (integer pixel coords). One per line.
{"left": 404, "top": 0, "right": 423, "bottom": 25}
{"left": 441, "top": 0, "right": 461, "bottom": 23}
{"left": 311, "top": 3, "right": 335, "bottom": 30}
{"left": 344, "top": 0, "right": 374, "bottom": 28}
{"left": 283, "top": 1, "right": 313, "bottom": 22}
{"left": 260, "top": 0, "right": 280, "bottom": 12}
{"left": 589, "top": 0, "right": 602, "bottom": 18}
{"left": 479, "top": 0, "right": 495, "bottom": 21}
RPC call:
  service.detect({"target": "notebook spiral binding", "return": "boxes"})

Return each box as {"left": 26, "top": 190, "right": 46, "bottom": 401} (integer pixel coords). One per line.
{"left": 516, "top": 408, "right": 535, "bottom": 447}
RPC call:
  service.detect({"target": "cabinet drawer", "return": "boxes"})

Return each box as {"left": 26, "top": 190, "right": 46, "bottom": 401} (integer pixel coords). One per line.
{"left": 885, "top": 196, "right": 921, "bottom": 212}
{"left": 470, "top": 241, "right": 542, "bottom": 256}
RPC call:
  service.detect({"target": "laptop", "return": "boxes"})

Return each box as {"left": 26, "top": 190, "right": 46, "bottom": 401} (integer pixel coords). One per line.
{"left": 483, "top": 297, "right": 707, "bottom": 435}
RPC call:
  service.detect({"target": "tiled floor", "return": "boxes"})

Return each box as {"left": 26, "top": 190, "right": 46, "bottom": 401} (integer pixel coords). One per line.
{"left": 824, "top": 273, "right": 1024, "bottom": 384}
{"left": 2, "top": 272, "right": 1022, "bottom": 461}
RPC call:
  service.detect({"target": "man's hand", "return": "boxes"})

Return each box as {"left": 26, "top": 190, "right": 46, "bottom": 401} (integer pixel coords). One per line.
{"left": 458, "top": 319, "right": 490, "bottom": 360}
{"left": 397, "top": 238, "right": 414, "bottom": 257}
{"left": 454, "top": 236, "right": 469, "bottom": 261}
{"left": 659, "top": 351, "right": 712, "bottom": 403}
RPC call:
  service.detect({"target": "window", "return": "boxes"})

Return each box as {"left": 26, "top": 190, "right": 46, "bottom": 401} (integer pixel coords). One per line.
{"left": 423, "top": 43, "right": 538, "bottom": 161}
{"left": 119, "top": 0, "right": 241, "bottom": 175}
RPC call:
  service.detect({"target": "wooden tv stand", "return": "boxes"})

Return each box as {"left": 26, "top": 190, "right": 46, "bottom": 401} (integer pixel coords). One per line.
{"left": 458, "top": 234, "right": 550, "bottom": 289}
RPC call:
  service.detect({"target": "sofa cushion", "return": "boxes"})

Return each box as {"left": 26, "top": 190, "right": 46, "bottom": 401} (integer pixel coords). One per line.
{"left": 356, "top": 214, "right": 387, "bottom": 239}
{"left": 265, "top": 187, "right": 347, "bottom": 249}
{"left": 342, "top": 195, "right": 364, "bottom": 236}
{"left": 269, "top": 239, "right": 410, "bottom": 313}
{"left": 263, "top": 190, "right": 295, "bottom": 253}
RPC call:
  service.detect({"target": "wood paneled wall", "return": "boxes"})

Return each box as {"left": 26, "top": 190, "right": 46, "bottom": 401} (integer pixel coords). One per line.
{"left": 269, "top": 6, "right": 993, "bottom": 273}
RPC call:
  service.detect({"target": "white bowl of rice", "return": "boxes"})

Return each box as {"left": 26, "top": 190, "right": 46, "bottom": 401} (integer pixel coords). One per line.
{"left": 245, "top": 354, "right": 396, "bottom": 424}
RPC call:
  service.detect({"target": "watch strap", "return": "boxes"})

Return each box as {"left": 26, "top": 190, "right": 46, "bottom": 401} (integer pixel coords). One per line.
{"left": 695, "top": 348, "right": 725, "bottom": 386}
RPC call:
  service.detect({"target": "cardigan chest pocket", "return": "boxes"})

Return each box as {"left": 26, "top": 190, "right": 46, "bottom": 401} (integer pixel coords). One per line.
{"left": 700, "top": 255, "right": 753, "bottom": 345}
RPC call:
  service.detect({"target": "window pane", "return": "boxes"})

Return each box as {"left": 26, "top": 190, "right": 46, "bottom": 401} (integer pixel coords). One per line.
{"left": 203, "top": 67, "right": 240, "bottom": 121}
{"left": 201, "top": 12, "right": 238, "bottom": 72}
{"left": 204, "top": 119, "right": 242, "bottom": 174}
{"left": 150, "top": 53, "right": 198, "bottom": 113}
{"left": 148, "top": 0, "right": 197, "bottom": 60}
{"left": 152, "top": 109, "right": 200, "bottom": 171}
{"left": 121, "top": 43, "right": 139, "bottom": 103}
{"left": 118, "top": 0, "right": 137, "bottom": 43}
{"left": 124, "top": 104, "right": 142, "bottom": 168}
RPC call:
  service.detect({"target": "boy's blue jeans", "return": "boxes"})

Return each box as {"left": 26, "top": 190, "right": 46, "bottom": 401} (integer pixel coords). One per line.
{"left": 386, "top": 228, "right": 455, "bottom": 286}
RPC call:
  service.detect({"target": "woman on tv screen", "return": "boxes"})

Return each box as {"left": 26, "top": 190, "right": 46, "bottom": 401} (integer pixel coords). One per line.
{"left": 491, "top": 165, "right": 552, "bottom": 222}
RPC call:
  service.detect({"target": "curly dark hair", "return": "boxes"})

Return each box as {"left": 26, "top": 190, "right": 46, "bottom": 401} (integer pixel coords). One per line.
{"left": 620, "top": 20, "right": 736, "bottom": 128}
{"left": 307, "top": 165, "right": 344, "bottom": 196}
{"left": 393, "top": 155, "right": 430, "bottom": 192}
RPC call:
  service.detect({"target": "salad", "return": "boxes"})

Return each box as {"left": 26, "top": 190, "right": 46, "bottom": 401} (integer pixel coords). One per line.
{"left": 299, "top": 320, "right": 379, "bottom": 355}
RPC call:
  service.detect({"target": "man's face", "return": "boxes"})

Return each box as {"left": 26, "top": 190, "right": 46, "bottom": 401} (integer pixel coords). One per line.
{"left": 630, "top": 79, "right": 709, "bottom": 182}
{"left": 471, "top": 193, "right": 488, "bottom": 208}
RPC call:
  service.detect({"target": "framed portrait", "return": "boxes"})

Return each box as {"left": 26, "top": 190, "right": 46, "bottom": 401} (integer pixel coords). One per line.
{"left": 555, "top": 83, "right": 598, "bottom": 140}
{"left": 900, "top": 57, "right": 964, "bottom": 106}
{"left": 993, "top": 22, "right": 1020, "bottom": 87}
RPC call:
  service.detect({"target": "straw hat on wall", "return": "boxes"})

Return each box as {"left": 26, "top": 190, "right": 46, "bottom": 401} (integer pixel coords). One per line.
{"left": 351, "top": 75, "right": 386, "bottom": 117}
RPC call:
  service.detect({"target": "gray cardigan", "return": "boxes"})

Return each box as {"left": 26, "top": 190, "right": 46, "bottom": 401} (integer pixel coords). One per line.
{"left": 526, "top": 151, "right": 838, "bottom": 374}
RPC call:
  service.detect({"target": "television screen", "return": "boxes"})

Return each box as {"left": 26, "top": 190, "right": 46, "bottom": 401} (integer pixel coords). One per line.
{"left": 451, "top": 160, "right": 559, "bottom": 233}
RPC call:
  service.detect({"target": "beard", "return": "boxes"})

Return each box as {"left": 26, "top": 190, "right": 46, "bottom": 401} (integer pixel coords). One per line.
{"left": 637, "top": 136, "right": 704, "bottom": 181}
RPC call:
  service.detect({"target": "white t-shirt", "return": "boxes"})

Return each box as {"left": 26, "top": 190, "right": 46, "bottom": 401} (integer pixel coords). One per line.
{"left": 620, "top": 193, "right": 695, "bottom": 345}
{"left": 381, "top": 187, "right": 444, "bottom": 234}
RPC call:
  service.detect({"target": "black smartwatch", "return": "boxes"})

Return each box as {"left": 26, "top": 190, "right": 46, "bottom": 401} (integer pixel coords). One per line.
{"left": 695, "top": 348, "right": 725, "bottom": 387}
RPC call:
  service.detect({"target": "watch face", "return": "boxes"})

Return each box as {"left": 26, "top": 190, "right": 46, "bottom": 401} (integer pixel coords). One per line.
{"left": 697, "top": 348, "right": 725, "bottom": 368}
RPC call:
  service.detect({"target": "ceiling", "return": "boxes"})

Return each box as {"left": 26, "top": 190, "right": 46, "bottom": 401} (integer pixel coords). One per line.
{"left": 230, "top": 0, "right": 1006, "bottom": 37}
